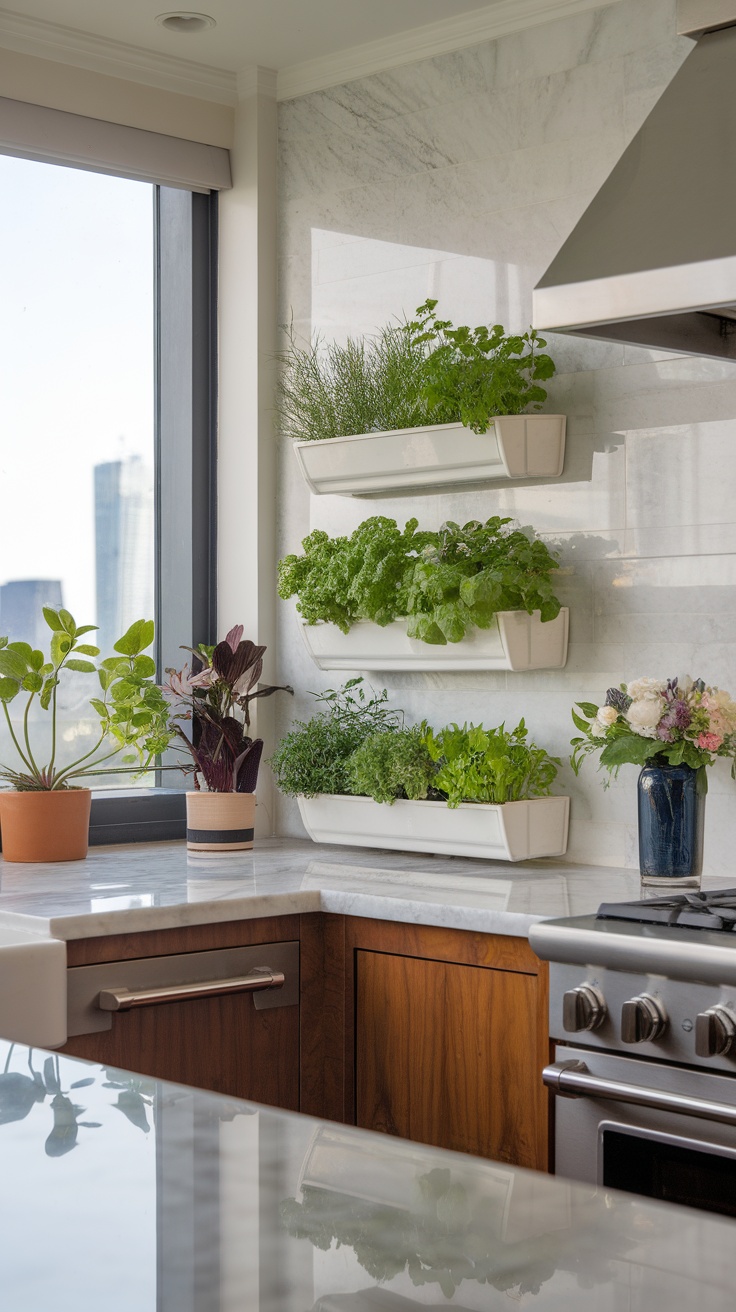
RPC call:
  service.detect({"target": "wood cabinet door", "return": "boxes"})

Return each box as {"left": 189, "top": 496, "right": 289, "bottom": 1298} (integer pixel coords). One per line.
{"left": 355, "top": 949, "right": 546, "bottom": 1169}
{"left": 63, "top": 990, "right": 300, "bottom": 1111}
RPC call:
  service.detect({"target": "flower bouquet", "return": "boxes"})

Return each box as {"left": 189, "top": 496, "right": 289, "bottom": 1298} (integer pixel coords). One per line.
{"left": 164, "top": 626, "right": 292, "bottom": 852}
{"left": 571, "top": 677, "right": 736, "bottom": 884}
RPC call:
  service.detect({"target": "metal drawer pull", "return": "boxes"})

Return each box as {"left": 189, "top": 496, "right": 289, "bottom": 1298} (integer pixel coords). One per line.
{"left": 543, "top": 1059, "right": 736, "bottom": 1127}
{"left": 98, "top": 967, "right": 285, "bottom": 1012}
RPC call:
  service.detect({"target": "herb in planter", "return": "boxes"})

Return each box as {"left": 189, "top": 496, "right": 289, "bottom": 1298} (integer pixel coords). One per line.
{"left": 422, "top": 720, "right": 560, "bottom": 807}
{"left": 270, "top": 678, "right": 400, "bottom": 798}
{"left": 277, "top": 515, "right": 561, "bottom": 645}
{"left": 277, "top": 320, "right": 455, "bottom": 445}
{"left": 406, "top": 299, "right": 555, "bottom": 432}
{"left": 277, "top": 300, "right": 557, "bottom": 444}
{"left": 348, "top": 726, "right": 437, "bottom": 804}
{"left": 273, "top": 681, "right": 560, "bottom": 807}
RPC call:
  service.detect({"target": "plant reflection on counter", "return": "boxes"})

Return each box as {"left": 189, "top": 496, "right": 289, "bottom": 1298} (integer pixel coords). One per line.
{"left": 281, "top": 1164, "right": 651, "bottom": 1301}
{"left": 0, "top": 1045, "right": 154, "bottom": 1152}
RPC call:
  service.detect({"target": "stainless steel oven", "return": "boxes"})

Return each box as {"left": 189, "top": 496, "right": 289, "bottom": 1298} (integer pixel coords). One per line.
{"left": 548, "top": 1044, "right": 736, "bottom": 1218}
{"left": 530, "top": 887, "right": 736, "bottom": 1221}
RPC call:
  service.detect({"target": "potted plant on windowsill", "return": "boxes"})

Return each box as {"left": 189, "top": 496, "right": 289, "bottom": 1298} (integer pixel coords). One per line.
{"left": 271, "top": 680, "right": 569, "bottom": 861}
{"left": 279, "top": 300, "right": 565, "bottom": 496}
{"left": 278, "top": 515, "right": 569, "bottom": 672}
{"left": 0, "top": 611, "right": 173, "bottom": 863}
{"left": 163, "top": 626, "right": 293, "bottom": 853}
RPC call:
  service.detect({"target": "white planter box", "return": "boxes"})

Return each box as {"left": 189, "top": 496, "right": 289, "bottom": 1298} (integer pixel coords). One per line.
{"left": 293, "top": 415, "right": 566, "bottom": 496}
{"left": 297, "top": 793, "right": 570, "bottom": 862}
{"left": 299, "top": 608, "right": 569, "bottom": 672}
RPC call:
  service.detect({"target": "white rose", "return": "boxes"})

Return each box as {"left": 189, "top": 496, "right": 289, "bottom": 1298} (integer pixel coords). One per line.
{"left": 626, "top": 698, "right": 663, "bottom": 735}
{"left": 590, "top": 718, "right": 607, "bottom": 737}
{"left": 626, "top": 677, "right": 667, "bottom": 701}
{"left": 597, "top": 705, "right": 618, "bottom": 727}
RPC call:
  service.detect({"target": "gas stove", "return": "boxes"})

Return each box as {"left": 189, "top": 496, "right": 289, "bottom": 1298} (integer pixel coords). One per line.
{"left": 529, "top": 886, "right": 736, "bottom": 1217}
{"left": 598, "top": 886, "right": 736, "bottom": 933}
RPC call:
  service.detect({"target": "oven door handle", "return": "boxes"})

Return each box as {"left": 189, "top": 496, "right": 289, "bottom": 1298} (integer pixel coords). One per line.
{"left": 543, "top": 1059, "right": 736, "bottom": 1128}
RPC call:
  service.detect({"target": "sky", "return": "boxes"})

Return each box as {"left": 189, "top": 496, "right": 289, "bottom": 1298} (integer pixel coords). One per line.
{"left": 0, "top": 155, "right": 154, "bottom": 627}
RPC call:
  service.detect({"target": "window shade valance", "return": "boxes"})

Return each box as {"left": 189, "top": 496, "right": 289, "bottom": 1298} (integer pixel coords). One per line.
{"left": 0, "top": 96, "right": 231, "bottom": 192}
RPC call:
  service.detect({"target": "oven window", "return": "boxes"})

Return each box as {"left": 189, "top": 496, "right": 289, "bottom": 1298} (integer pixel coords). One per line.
{"left": 603, "top": 1129, "right": 736, "bottom": 1218}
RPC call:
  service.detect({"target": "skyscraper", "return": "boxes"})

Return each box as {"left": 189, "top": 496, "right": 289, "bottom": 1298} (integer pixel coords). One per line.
{"left": 94, "top": 455, "right": 154, "bottom": 659}
{"left": 0, "top": 579, "right": 63, "bottom": 648}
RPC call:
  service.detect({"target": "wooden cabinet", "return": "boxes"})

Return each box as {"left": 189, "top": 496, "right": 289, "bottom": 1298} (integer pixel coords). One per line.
{"left": 299, "top": 915, "right": 550, "bottom": 1172}
{"left": 61, "top": 914, "right": 302, "bottom": 1112}
{"left": 60, "top": 909, "right": 550, "bottom": 1170}
{"left": 356, "top": 950, "right": 544, "bottom": 1166}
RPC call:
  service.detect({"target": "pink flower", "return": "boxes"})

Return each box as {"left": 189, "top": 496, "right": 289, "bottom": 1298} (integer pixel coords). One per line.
{"left": 697, "top": 731, "right": 723, "bottom": 752}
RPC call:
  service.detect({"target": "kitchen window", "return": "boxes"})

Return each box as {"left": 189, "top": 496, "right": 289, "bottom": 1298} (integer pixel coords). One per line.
{"left": 0, "top": 153, "right": 217, "bottom": 842}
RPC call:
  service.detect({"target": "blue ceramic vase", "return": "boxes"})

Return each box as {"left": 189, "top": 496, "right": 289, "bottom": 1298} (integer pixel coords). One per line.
{"left": 637, "top": 761, "right": 706, "bottom": 886}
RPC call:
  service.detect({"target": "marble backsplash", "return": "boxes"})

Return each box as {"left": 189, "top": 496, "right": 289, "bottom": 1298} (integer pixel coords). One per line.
{"left": 273, "top": 0, "right": 736, "bottom": 873}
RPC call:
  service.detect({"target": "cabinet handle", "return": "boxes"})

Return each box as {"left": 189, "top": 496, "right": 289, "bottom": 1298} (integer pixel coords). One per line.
{"left": 97, "top": 966, "right": 285, "bottom": 1012}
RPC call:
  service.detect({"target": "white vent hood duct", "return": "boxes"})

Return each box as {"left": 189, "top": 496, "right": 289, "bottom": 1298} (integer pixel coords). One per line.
{"left": 533, "top": 1, "right": 736, "bottom": 360}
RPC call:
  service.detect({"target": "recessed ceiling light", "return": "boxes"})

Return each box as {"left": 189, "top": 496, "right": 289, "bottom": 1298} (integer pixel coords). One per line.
{"left": 155, "top": 12, "right": 216, "bottom": 34}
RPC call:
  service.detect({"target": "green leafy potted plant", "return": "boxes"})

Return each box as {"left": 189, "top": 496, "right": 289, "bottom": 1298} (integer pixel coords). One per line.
{"left": 0, "top": 610, "right": 173, "bottom": 863}
{"left": 279, "top": 299, "right": 565, "bottom": 496}
{"left": 278, "top": 515, "right": 569, "bottom": 672}
{"left": 271, "top": 681, "right": 569, "bottom": 861}
{"left": 163, "top": 625, "right": 292, "bottom": 853}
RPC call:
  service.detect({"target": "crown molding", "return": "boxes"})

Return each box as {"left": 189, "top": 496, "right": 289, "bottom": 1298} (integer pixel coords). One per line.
{"left": 0, "top": 0, "right": 627, "bottom": 107}
{"left": 236, "top": 65, "right": 278, "bottom": 100}
{"left": 276, "top": 0, "right": 624, "bottom": 100}
{"left": 0, "top": 6, "right": 237, "bottom": 104}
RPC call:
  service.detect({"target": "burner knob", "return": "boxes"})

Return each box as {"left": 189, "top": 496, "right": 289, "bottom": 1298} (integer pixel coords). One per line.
{"left": 562, "top": 985, "right": 607, "bottom": 1033}
{"left": 695, "top": 1006, "right": 736, "bottom": 1058}
{"left": 621, "top": 994, "right": 668, "bottom": 1044}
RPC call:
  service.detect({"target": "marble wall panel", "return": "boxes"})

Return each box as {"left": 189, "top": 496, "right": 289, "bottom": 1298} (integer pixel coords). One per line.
{"left": 274, "top": 0, "right": 736, "bottom": 873}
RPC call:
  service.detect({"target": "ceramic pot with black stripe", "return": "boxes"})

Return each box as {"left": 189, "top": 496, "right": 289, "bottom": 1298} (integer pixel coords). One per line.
{"left": 185, "top": 791, "right": 255, "bottom": 853}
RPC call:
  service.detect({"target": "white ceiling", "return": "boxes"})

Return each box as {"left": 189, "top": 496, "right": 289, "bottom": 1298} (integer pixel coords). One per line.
{"left": 0, "top": 0, "right": 620, "bottom": 99}
{"left": 1, "top": 0, "right": 526, "bottom": 71}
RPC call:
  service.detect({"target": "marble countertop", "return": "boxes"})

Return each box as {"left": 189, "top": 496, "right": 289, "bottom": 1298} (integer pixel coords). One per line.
{"left": 0, "top": 836, "right": 685, "bottom": 941}
{"left": 2, "top": 1034, "right": 733, "bottom": 1311}
{"left": 0, "top": 837, "right": 734, "bottom": 942}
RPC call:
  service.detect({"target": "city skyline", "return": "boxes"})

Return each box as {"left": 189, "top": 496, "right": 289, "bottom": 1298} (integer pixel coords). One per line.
{"left": 0, "top": 453, "right": 154, "bottom": 657}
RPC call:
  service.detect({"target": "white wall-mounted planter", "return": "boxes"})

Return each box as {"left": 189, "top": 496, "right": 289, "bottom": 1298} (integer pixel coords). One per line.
{"left": 299, "top": 608, "right": 568, "bottom": 672}
{"left": 293, "top": 415, "right": 566, "bottom": 497}
{"left": 297, "top": 793, "right": 570, "bottom": 862}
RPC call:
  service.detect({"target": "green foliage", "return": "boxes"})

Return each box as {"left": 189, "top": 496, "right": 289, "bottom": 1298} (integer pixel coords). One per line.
{"left": 406, "top": 300, "right": 556, "bottom": 433}
{"left": 422, "top": 720, "right": 560, "bottom": 807}
{"left": 272, "top": 681, "right": 560, "bottom": 810}
{"left": 270, "top": 679, "right": 400, "bottom": 798}
{"left": 278, "top": 515, "right": 561, "bottom": 645}
{"left": 277, "top": 301, "right": 557, "bottom": 443}
{"left": 276, "top": 319, "right": 456, "bottom": 445}
{"left": 0, "top": 611, "right": 175, "bottom": 791}
{"left": 348, "top": 727, "right": 436, "bottom": 804}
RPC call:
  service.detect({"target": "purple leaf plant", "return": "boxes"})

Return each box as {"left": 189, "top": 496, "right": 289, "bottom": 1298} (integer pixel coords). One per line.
{"left": 164, "top": 625, "right": 292, "bottom": 793}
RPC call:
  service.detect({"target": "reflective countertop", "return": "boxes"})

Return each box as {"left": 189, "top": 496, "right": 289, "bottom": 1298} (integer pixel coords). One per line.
{"left": 1, "top": 1036, "right": 734, "bottom": 1312}
{"left": 2, "top": 837, "right": 733, "bottom": 942}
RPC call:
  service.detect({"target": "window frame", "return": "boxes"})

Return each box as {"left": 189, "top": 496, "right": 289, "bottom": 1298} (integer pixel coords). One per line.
{"left": 95, "top": 186, "right": 218, "bottom": 844}
{"left": 0, "top": 162, "right": 219, "bottom": 849}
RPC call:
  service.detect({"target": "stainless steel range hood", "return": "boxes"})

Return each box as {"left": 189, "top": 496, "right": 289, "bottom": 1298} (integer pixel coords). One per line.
{"left": 533, "top": 1, "right": 736, "bottom": 360}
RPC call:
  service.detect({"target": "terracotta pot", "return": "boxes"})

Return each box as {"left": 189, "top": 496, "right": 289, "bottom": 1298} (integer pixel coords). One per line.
{"left": 186, "top": 791, "right": 255, "bottom": 853}
{"left": 0, "top": 788, "right": 92, "bottom": 863}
